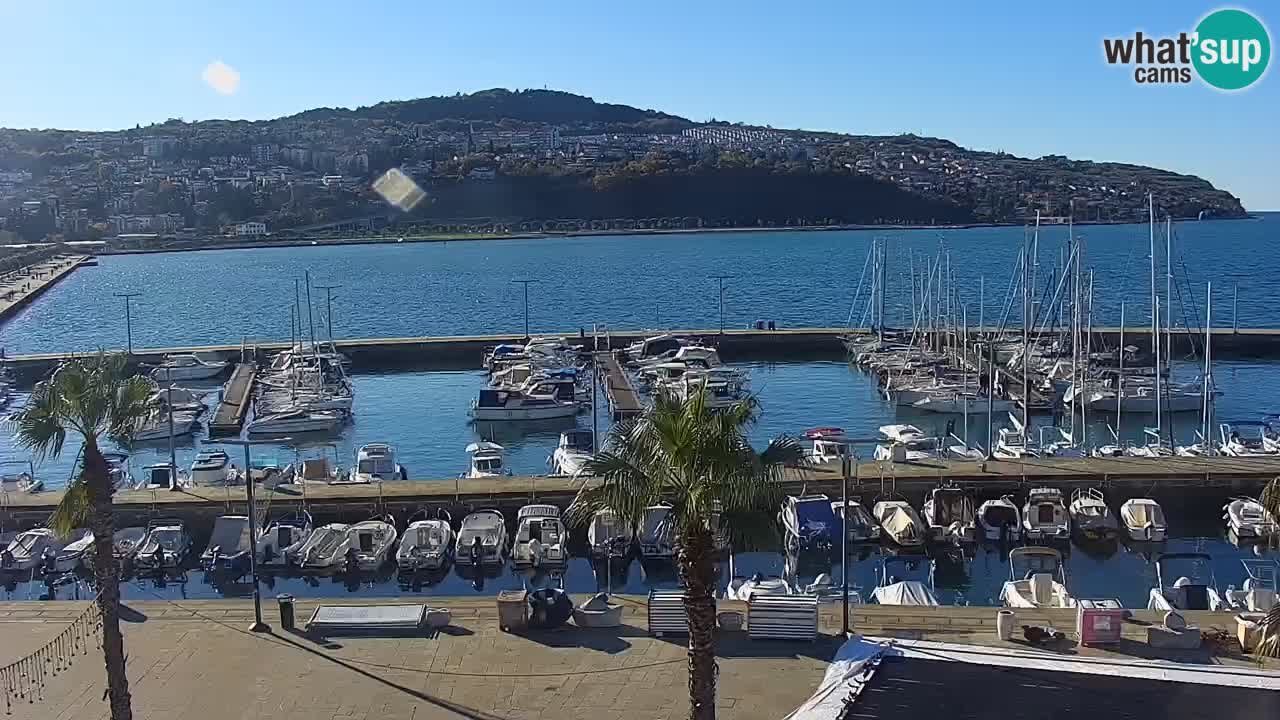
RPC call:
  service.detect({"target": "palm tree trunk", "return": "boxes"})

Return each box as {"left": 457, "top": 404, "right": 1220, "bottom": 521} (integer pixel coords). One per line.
{"left": 679, "top": 527, "right": 717, "bottom": 720}
{"left": 84, "top": 441, "right": 133, "bottom": 720}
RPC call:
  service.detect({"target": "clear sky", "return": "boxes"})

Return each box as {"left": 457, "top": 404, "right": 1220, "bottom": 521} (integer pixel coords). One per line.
{"left": 2, "top": 1, "right": 1276, "bottom": 208}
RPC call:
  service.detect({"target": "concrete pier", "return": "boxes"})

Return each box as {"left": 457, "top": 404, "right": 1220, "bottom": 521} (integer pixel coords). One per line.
{"left": 207, "top": 363, "right": 256, "bottom": 435}
{"left": 0, "top": 255, "right": 91, "bottom": 324}
{"left": 595, "top": 350, "right": 643, "bottom": 420}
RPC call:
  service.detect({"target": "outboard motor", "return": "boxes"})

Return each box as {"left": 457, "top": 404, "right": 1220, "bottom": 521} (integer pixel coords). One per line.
{"left": 470, "top": 535, "right": 483, "bottom": 565}
{"left": 344, "top": 546, "right": 359, "bottom": 575}
{"left": 0, "top": 549, "right": 12, "bottom": 569}
{"left": 41, "top": 547, "right": 57, "bottom": 575}
{"left": 152, "top": 544, "right": 165, "bottom": 569}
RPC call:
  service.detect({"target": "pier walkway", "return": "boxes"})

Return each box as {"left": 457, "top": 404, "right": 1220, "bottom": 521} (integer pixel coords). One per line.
{"left": 208, "top": 363, "right": 256, "bottom": 435}
{"left": 0, "top": 597, "right": 1270, "bottom": 720}
{"left": 595, "top": 350, "right": 643, "bottom": 421}
{"left": 0, "top": 255, "right": 90, "bottom": 324}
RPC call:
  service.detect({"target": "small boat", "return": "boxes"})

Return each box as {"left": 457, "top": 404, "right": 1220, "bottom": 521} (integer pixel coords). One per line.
{"left": 976, "top": 496, "right": 1021, "bottom": 542}
{"left": 134, "top": 463, "right": 191, "bottom": 491}
{"left": 348, "top": 443, "right": 406, "bottom": 483}
{"left": 804, "top": 427, "right": 852, "bottom": 464}
{"left": 874, "top": 424, "right": 938, "bottom": 462}
{"left": 830, "top": 500, "right": 880, "bottom": 543}
{"left": 200, "top": 515, "right": 252, "bottom": 575}
{"left": 1022, "top": 487, "right": 1070, "bottom": 541}
{"left": 0, "top": 463, "right": 42, "bottom": 494}
{"left": 132, "top": 409, "right": 200, "bottom": 441}
{"left": 1223, "top": 559, "right": 1279, "bottom": 613}
{"left": 999, "top": 547, "right": 1076, "bottom": 609}
{"left": 257, "top": 511, "right": 313, "bottom": 567}
{"left": 190, "top": 450, "right": 234, "bottom": 485}
{"left": 1223, "top": 497, "right": 1278, "bottom": 539}
{"left": 396, "top": 510, "right": 454, "bottom": 573}
{"left": 102, "top": 452, "right": 132, "bottom": 489}
{"left": 455, "top": 510, "right": 508, "bottom": 566}
{"left": 246, "top": 409, "right": 344, "bottom": 436}
{"left": 292, "top": 517, "right": 397, "bottom": 572}
{"left": 1148, "top": 553, "right": 1227, "bottom": 612}
{"left": 54, "top": 529, "right": 94, "bottom": 572}
{"left": 133, "top": 519, "right": 192, "bottom": 570}
{"left": 462, "top": 441, "right": 513, "bottom": 478}
{"left": 551, "top": 429, "right": 595, "bottom": 476}
{"left": 1, "top": 528, "right": 66, "bottom": 571}
{"left": 727, "top": 571, "right": 792, "bottom": 601}
{"left": 1119, "top": 498, "right": 1167, "bottom": 542}
{"left": 511, "top": 504, "right": 568, "bottom": 569}
{"left": 870, "top": 556, "right": 940, "bottom": 606}
{"left": 471, "top": 389, "right": 578, "bottom": 421}
{"left": 587, "top": 509, "right": 633, "bottom": 559}
{"left": 1069, "top": 488, "right": 1118, "bottom": 540}
{"left": 109, "top": 526, "right": 148, "bottom": 561}
{"left": 149, "top": 353, "right": 227, "bottom": 381}
{"left": 803, "top": 573, "right": 864, "bottom": 604}
{"left": 639, "top": 504, "right": 675, "bottom": 560}
{"left": 871, "top": 499, "right": 925, "bottom": 547}
{"left": 992, "top": 427, "right": 1039, "bottom": 459}
{"left": 922, "top": 484, "right": 976, "bottom": 545}
{"left": 780, "top": 494, "right": 837, "bottom": 553}
{"left": 625, "top": 334, "right": 682, "bottom": 362}
{"left": 344, "top": 518, "right": 398, "bottom": 571}
{"left": 1219, "top": 421, "right": 1278, "bottom": 457}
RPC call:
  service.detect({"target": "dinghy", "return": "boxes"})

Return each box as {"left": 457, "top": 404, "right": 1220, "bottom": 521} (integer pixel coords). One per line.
{"left": 133, "top": 519, "right": 192, "bottom": 570}
{"left": 511, "top": 504, "right": 567, "bottom": 569}
{"left": 999, "top": 547, "right": 1076, "bottom": 609}
{"left": 397, "top": 510, "right": 454, "bottom": 572}
{"left": 454, "top": 510, "right": 508, "bottom": 566}
{"left": 1224, "top": 497, "right": 1278, "bottom": 539}
{"left": 976, "top": 496, "right": 1021, "bottom": 542}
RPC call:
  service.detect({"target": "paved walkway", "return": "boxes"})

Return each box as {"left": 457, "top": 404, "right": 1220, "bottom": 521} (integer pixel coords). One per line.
{"left": 0, "top": 597, "right": 1270, "bottom": 720}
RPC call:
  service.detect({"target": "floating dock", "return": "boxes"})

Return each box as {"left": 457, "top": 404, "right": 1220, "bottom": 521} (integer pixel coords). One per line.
{"left": 207, "top": 363, "right": 256, "bottom": 435}
{"left": 595, "top": 350, "right": 644, "bottom": 421}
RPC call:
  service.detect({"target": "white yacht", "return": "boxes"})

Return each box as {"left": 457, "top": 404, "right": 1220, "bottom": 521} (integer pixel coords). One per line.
{"left": 246, "top": 408, "right": 344, "bottom": 436}
{"left": 455, "top": 510, "right": 508, "bottom": 566}
{"left": 870, "top": 557, "right": 940, "bottom": 606}
{"left": 1069, "top": 488, "right": 1118, "bottom": 541}
{"left": 132, "top": 519, "right": 192, "bottom": 570}
{"left": 587, "top": 508, "right": 633, "bottom": 559}
{"left": 149, "top": 353, "right": 227, "bottom": 381}
{"left": 349, "top": 443, "right": 406, "bottom": 483}
{"left": 871, "top": 499, "right": 925, "bottom": 547}
{"left": 396, "top": 510, "right": 454, "bottom": 572}
{"left": 1224, "top": 497, "right": 1278, "bottom": 539}
{"left": 999, "top": 547, "right": 1076, "bottom": 609}
{"left": 471, "top": 388, "right": 578, "bottom": 421}
{"left": 804, "top": 427, "right": 851, "bottom": 464}
{"left": 463, "top": 441, "right": 512, "bottom": 478}
{"left": 1119, "top": 498, "right": 1168, "bottom": 542}
{"left": 830, "top": 500, "right": 880, "bottom": 543}
{"left": 625, "top": 334, "right": 682, "bottom": 362}
{"left": 976, "top": 496, "right": 1021, "bottom": 542}
{"left": 780, "top": 494, "right": 837, "bottom": 552}
{"left": 2, "top": 528, "right": 65, "bottom": 571}
{"left": 190, "top": 450, "right": 234, "bottom": 485}
{"left": 551, "top": 429, "right": 594, "bottom": 476}
{"left": 133, "top": 409, "right": 200, "bottom": 442}
{"left": 1148, "top": 553, "right": 1227, "bottom": 612}
{"left": 639, "top": 504, "right": 674, "bottom": 560}
{"left": 1022, "top": 487, "right": 1070, "bottom": 541}
{"left": 257, "top": 512, "right": 313, "bottom": 567}
{"left": 921, "top": 485, "right": 976, "bottom": 544}
{"left": 511, "top": 504, "right": 567, "bottom": 569}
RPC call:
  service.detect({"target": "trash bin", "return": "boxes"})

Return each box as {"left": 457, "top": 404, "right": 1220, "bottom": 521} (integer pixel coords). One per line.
{"left": 496, "top": 590, "right": 529, "bottom": 632}
{"left": 277, "top": 594, "right": 295, "bottom": 631}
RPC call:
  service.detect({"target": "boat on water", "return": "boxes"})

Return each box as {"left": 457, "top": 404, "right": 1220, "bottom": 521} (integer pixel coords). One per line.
{"left": 1148, "top": 553, "right": 1227, "bottom": 612}
{"left": 108, "top": 526, "right": 148, "bottom": 561}
{"left": 511, "top": 504, "right": 567, "bottom": 569}
{"left": 134, "top": 463, "right": 192, "bottom": 491}
{"left": 462, "top": 441, "right": 513, "bottom": 478}
{"left": 804, "top": 427, "right": 852, "bottom": 464}
{"left": 873, "top": 424, "right": 938, "bottom": 462}
{"left": 726, "top": 571, "right": 792, "bottom": 601}
{"left": 1069, "top": 488, "right": 1118, "bottom": 541}
{"left": 922, "top": 484, "right": 976, "bottom": 545}
{"left": 1219, "top": 421, "right": 1279, "bottom": 457}
{"left": 587, "top": 509, "right": 633, "bottom": 559}
{"left": 148, "top": 353, "right": 227, "bottom": 381}
{"left": 802, "top": 573, "right": 864, "bottom": 604}
{"left": 639, "top": 504, "right": 675, "bottom": 560}
{"left": 190, "top": 450, "right": 234, "bottom": 485}
{"left": 1, "top": 528, "right": 65, "bottom": 571}
{"left": 976, "top": 496, "right": 1021, "bottom": 542}
{"left": 471, "top": 388, "right": 578, "bottom": 422}
{"left": 870, "top": 556, "right": 940, "bottom": 606}
{"left": 455, "top": 510, "right": 508, "bottom": 566}
{"left": 781, "top": 494, "right": 837, "bottom": 553}
{"left": 1119, "top": 498, "right": 1168, "bottom": 542}
{"left": 1223, "top": 559, "right": 1279, "bottom": 613}
{"left": 292, "top": 517, "right": 397, "bottom": 572}
{"left": 999, "top": 547, "right": 1076, "bottom": 609}
{"left": 200, "top": 515, "right": 252, "bottom": 575}
{"left": 1223, "top": 497, "right": 1278, "bottom": 539}
{"left": 132, "top": 409, "right": 200, "bottom": 442}
{"left": 396, "top": 510, "right": 454, "bottom": 573}
{"left": 132, "top": 519, "right": 193, "bottom": 570}
{"left": 0, "top": 460, "right": 42, "bottom": 494}
{"left": 257, "top": 511, "right": 313, "bottom": 567}
{"left": 830, "top": 500, "right": 880, "bottom": 543}
{"left": 1022, "top": 487, "right": 1070, "bottom": 541}
{"left": 550, "top": 429, "right": 594, "bottom": 476}
{"left": 992, "top": 427, "right": 1039, "bottom": 459}
{"left": 625, "top": 334, "right": 683, "bottom": 362}
{"left": 246, "top": 408, "right": 344, "bottom": 436}
{"left": 54, "top": 529, "right": 94, "bottom": 572}
{"left": 347, "top": 443, "right": 406, "bottom": 483}
{"left": 871, "top": 499, "right": 925, "bottom": 547}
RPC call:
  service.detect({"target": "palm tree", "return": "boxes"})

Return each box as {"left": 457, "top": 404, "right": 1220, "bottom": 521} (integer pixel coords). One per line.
{"left": 8, "top": 353, "right": 152, "bottom": 720}
{"left": 568, "top": 389, "right": 805, "bottom": 720}
{"left": 1257, "top": 477, "right": 1280, "bottom": 659}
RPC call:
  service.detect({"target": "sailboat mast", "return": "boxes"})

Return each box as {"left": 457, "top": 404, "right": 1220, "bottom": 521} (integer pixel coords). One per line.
{"left": 1166, "top": 217, "right": 1173, "bottom": 374}
{"left": 1148, "top": 193, "right": 1157, "bottom": 370}
{"left": 1023, "top": 215, "right": 1037, "bottom": 446}
{"left": 1154, "top": 297, "right": 1163, "bottom": 440}
{"left": 1084, "top": 269, "right": 1093, "bottom": 448}
{"left": 1117, "top": 302, "right": 1125, "bottom": 439}
{"left": 1203, "top": 282, "right": 1213, "bottom": 454}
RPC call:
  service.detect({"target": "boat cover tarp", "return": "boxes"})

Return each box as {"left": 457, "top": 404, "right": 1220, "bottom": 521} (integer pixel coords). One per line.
{"left": 796, "top": 500, "right": 836, "bottom": 535}
{"left": 881, "top": 507, "right": 917, "bottom": 541}
{"left": 1124, "top": 502, "right": 1164, "bottom": 527}
{"left": 207, "top": 517, "right": 250, "bottom": 554}
{"left": 782, "top": 636, "right": 886, "bottom": 720}
{"left": 871, "top": 581, "right": 939, "bottom": 607}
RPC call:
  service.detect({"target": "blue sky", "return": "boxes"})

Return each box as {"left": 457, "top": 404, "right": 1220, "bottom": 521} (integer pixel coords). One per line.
{"left": 3, "top": 1, "right": 1276, "bottom": 208}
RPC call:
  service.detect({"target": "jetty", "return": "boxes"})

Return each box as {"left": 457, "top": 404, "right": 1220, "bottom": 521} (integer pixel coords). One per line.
{"left": 0, "top": 255, "right": 92, "bottom": 324}
{"left": 207, "top": 363, "right": 256, "bottom": 434}
{"left": 595, "top": 350, "right": 643, "bottom": 421}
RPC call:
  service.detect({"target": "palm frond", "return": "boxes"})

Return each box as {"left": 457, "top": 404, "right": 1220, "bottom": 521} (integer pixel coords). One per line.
{"left": 1261, "top": 476, "right": 1280, "bottom": 526}
{"left": 49, "top": 477, "right": 93, "bottom": 536}
{"left": 1257, "top": 603, "right": 1280, "bottom": 659}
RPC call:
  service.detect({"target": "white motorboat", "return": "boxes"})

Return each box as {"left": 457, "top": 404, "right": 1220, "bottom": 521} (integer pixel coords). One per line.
{"left": 803, "top": 573, "right": 864, "bottom": 604}
{"left": 345, "top": 518, "right": 398, "bottom": 571}
{"left": 1223, "top": 496, "right": 1278, "bottom": 539}
{"left": 200, "top": 515, "right": 252, "bottom": 575}
{"left": 462, "top": 441, "right": 512, "bottom": 478}
{"left": 830, "top": 500, "right": 880, "bottom": 543}
{"left": 551, "top": 429, "right": 594, "bottom": 476}
{"left": 1119, "top": 498, "right": 1167, "bottom": 542}
{"left": 870, "top": 557, "right": 940, "bottom": 606}
{"left": 992, "top": 427, "right": 1039, "bottom": 459}
{"left": 471, "top": 389, "right": 578, "bottom": 421}
{"left": 781, "top": 494, "right": 837, "bottom": 552}
{"left": 625, "top": 334, "right": 682, "bottom": 362}
{"left": 0, "top": 461, "right": 42, "bottom": 494}
{"left": 348, "top": 443, "right": 406, "bottom": 483}
{"left": 455, "top": 510, "right": 508, "bottom": 566}
{"left": 1219, "top": 421, "right": 1279, "bottom": 457}
{"left": 804, "top": 428, "right": 852, "bottom": 464}
{"left": 133, "top": 519, "right": 192, "bottom": 570}
{"left": 134, "top": 463, "right": 192, "bottom": 491}
{"left": 288, "top": 523, "right": 347, "bottom": 568}
{"left": 1069, "top": 488, "right": 1118, "bottom": 541}
{"left": 54, "top": 529, "right": 94, "bottom": 572}
{"left": 396, "top": 510, "right": 454, "bottom": 572}
{"left": 190, "top": 450, "right": 234, "bottom": 485}
{"left": 109, "top": 526, "right": 147, "bottom": 561}
{"left": 587, "top": 508, "right": 633, "bottom": 559}
{"left": 976, "top": 496, "right": 1021, "bottom": 542}
{"left": 246, "top": 409, "right": 344, "bottom": 436}
{"left": 912, "top": 392, "right": 1015, "bottom": 415}
{"left": 727, "top": 571, "right": 792, "bottom": 601}
{"left": 1148, "top": 553, "right": 1227, "bottom": 612}
{"left": 1, "top": 528, "right": 65, "bottom": 571}
{"left": 1022, "top": 487, "right": 1070, "bottom": 541}
{"left": 999, "top": 547, "right": 1076, "bottom": 609}
{"left": 639, "top": 504, "right": 675, "bottom": 560}
{"left": 871, "top": 499, "right": 925, "bottom": 547}
{"left": 1084, "top": 382, "right": 1204, "bottom": 414}
{"left": 874, "top": 424, "right": 938, "bottom": 462}
{"left": 149, "top": 353, "right": 227, "bottom": 381}
{"left": 922, "top": 485, "right": 976, "bottom": 545}
{"left": 257, "top": 511, "right": 313, "bottom": 567}
{"left": 1223, "top": 559, "right": 1278, "bottom": 613}
{"left": 511, "top": 504, "right": 567, "bottom": 569}
{"left": 293, "top": 517, "right": 397, "bottom": 572}
{"left": 132, "top": 409, "right": 200, "bottom": 442}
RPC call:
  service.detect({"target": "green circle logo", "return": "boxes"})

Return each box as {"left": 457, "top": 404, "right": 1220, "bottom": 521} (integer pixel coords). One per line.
{"left": 1193, "top": 8, "right": 1271, "bottom": 90}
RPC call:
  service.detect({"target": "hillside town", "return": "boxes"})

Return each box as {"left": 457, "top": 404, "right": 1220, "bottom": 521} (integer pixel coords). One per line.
{"left": 0, "top": 89, "right": 1247, "bottom": 246}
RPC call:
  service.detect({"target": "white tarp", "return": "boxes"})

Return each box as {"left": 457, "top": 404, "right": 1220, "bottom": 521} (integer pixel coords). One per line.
{"left": 871, "top": 581, "right": 940, "bottom": 607}
{"left": 782, "top": 636, "right": 887, "bottom": 720}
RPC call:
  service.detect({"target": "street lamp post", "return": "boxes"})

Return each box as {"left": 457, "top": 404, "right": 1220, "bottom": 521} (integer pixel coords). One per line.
{"left": 511, "top": 279, "right": 537, "bottom": 340}
{"left": 315, "top": 284, "right": 342, "bottom": 341}
{"left": 113, "top": 292, "right": 141, "bottom": 355}
{"left": 708, "top": 275, "right": 732, "bottom": 334}
{"left": 220, "top": 437, "right": 289, "bottom": 633}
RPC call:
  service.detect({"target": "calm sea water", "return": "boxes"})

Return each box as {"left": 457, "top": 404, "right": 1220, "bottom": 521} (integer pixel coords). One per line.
{"left": 0, "top": 215, "right": 1276, "bottom": 355}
